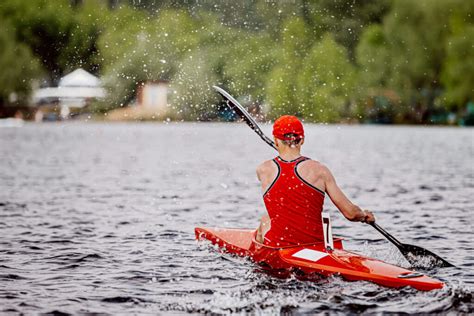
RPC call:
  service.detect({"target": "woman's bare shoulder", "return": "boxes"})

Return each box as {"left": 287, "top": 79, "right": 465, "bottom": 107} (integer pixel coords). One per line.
{"left": 257, "top": 159, "right": 277, "bottom": 173}
{"left": 257, "top": 159, "right": 278, "bottom": 181}
{"left": 300, "top": 158, "right": 325, "bottom": 169}
{"left": 299, "top": 159, "right": 330, "bottom": 177}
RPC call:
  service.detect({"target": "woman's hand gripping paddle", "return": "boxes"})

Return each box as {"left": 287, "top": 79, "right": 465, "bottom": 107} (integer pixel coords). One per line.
{"left": 212, "top": 85, "right": 454, "bottom": 269}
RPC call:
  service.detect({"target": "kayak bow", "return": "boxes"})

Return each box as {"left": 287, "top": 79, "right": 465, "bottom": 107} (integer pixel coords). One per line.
{"left": 195, "top": 227, "right": 444, "bottom": 291}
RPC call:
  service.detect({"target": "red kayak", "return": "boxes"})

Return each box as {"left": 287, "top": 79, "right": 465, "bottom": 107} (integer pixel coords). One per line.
{"left": 195, "top": 227, "right": 444, "bottom": 291}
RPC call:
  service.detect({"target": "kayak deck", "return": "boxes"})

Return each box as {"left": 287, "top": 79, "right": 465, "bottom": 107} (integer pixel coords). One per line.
{"left": 195, "top": 227, "right": 444, "bottom": 291}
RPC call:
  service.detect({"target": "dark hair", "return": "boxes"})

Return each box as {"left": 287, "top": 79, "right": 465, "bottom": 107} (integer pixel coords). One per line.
{"left": 282, "top": 133, "right": 302, "bottom": 147}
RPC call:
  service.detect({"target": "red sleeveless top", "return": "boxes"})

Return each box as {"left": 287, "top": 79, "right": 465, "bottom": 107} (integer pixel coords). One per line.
{"left": 263, "top": 156, "right": 325, "bottom": 247}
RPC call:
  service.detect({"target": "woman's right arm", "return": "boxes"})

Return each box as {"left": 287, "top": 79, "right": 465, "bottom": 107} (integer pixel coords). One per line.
{"left": 322, "top": 165, "right": 375, "bottom": 223}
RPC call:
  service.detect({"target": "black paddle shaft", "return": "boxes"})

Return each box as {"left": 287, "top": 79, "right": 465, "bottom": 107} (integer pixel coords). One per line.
{"left": 370, "top": 223, "right": 404, "bottom": 248}
{"left": 213, "top": 86, "right": 277, "bottom": 151}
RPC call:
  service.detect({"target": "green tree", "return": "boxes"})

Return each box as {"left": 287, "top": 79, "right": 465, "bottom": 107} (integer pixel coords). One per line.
{"left": 0, "top": 0, "right": 72, "bottom": 79}
{"left": 219, "top": 33, "right": 277, "bottom": 102}
{"left": 356, "top": 25, "right": 391, "bottom": 89}
{"left": 356, "top": 24, "right": 401, "bottom": 122}
{"left": 356, "top": 0, "right": 473, "bottom": 122}
{"left": 0, "top": 23, "right": 42, "bottom": 106}
{"left": 0, "top": 0, "right": 108, "bottom": 80}
{"left": 297, "top": 34, "right": 356, "bottom": 122}
{"left": 303, "top": 0, "right": 392, "bottom": 60}
{"left": 96, "top": 5, "right": 148, "bottom": 66}
{"left": 265, "top": 17, "right": 312, "bottom": 118}
{"left": 59, "top": 1, "right": 108, "bottom": 74}
{"left": 100, "top": 9, "right": 202, "bottom": 108}
{"left": 440, "top": 8, "right": 474, "bottom": 109}
{"left": 169, "top": 48, "right": 219, "bottom": 120}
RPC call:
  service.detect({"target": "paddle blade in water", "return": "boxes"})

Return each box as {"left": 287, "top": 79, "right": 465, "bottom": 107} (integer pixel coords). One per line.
{"left": 401, "top": 243, "right": 455, "bottom": 269}
{"left": 369, "top": 222, "right": 454, "bottom": 269}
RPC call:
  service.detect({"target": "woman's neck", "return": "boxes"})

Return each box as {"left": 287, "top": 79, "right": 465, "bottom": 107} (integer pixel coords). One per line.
{"left": 278, "top": 147, "right": 301, "bottom": 161}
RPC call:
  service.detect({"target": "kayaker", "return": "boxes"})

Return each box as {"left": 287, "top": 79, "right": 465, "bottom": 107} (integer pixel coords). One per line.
{"left": 256, "top": 115, "right": 375, "bottom": 246}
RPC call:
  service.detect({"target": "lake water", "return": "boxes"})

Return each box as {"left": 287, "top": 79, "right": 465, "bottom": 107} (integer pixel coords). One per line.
{"left": 1, "top": 122, "right": 473, "bottom": 314}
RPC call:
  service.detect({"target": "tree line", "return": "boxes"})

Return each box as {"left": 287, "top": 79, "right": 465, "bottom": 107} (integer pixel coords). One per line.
{"left": 1, "top": 0, "right": 473, "bottom": 124}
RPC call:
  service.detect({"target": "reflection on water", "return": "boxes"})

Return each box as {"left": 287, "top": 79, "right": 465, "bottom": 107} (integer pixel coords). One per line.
{"left": 0, "top": 122, "right": 473, "bottom": 314}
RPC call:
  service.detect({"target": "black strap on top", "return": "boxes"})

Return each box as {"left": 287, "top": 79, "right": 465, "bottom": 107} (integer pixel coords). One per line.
{"left": 294, "top": 158, "right": 325, "bottom": 196}
{"left": 276, "top": 156, "right": 307, "bottom": 163}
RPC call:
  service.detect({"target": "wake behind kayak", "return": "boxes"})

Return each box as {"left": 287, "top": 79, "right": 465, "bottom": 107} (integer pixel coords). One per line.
{"left": 195, "top": 227, "right": 443, "bottom": 291}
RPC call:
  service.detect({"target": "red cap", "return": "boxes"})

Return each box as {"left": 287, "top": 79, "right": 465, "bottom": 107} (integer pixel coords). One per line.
{"left": 272, "top": 115, "right": 304, "bottom": 140}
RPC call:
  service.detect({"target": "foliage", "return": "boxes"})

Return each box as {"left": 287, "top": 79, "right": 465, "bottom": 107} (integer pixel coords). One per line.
{"left": 0, "top": 0, "right": 106, "bottom": 80}
{"left": 356, "top": 25, "right": 391, "bottom": 89}
{"left": 355, "top": 0, "right": 474, "bottom": 123}
{"left": 169, "top": 48, "right": 219, "bottom": 120}
{"left": 1, "top": 0, "right": 473, "bottom": 124}
{"left": 99, "top": 9, "right": 203, "bottom": 107}
{"left": 0, "top": 22, "right": 42, "bottom": 105}
{"left": 265, "top": 17, "right": 312, "bottom": 118}
{"left": 440, "top": 4, "right": 474, "bottom": 109}
{"left": 297, "top": 34, "right": 356, "bottom": 122}
{"left": 303, "top": 0, "right": 392, "bottom": 60}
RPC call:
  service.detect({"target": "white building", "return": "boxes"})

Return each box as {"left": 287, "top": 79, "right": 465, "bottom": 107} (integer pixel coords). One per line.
{"left": 136, "top": 80, "right": 168, "bottom": 111}
{"left": 33, "top": 68, "right": 106, "bottom": 118}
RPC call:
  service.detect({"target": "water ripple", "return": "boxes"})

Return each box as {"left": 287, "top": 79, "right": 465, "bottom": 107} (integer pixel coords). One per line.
{"left": 0, "top": 123, "right": 473, "bottom": 314}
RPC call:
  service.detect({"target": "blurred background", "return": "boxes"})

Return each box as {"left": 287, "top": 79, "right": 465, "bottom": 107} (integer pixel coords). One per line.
{"left": 0, "top": 0, "right": 473, "bottom": 125}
